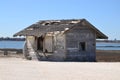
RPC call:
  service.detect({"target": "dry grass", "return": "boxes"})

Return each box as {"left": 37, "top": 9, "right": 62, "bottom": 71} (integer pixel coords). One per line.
{"left": 0, "top": 49, "right": 23, "bottom": 58}
{"left": 96, "top": 50, "right": 120, "bottom": 62}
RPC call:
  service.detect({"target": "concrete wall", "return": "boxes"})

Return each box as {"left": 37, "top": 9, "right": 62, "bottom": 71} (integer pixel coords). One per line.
{"left": 65, "top": 26, "right": 96, "bottom": 61}
{"left": 52, "top": 31, "right": 66, "bottom": 61}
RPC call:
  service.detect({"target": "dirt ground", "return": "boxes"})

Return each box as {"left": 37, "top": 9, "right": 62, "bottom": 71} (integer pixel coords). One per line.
{"left": 0, "top": 57, "right": 120, "bottom": 80}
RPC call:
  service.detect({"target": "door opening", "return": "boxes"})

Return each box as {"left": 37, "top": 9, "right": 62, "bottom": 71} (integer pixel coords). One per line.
{"left": 37, "top": 36, "right": 44, "bottom": 51}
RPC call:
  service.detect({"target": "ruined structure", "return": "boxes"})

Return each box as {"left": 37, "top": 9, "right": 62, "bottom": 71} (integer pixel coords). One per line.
{"left": 14, "top": 19, "right": 108, "bottom": 61}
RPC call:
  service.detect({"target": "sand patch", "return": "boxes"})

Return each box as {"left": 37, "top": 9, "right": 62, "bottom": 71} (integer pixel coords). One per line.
{"left": 0, "top": 58, "right": 120, "bottom": 80}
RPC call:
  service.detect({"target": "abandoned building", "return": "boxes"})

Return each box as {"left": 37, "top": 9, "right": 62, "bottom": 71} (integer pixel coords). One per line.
{"left": 14, "top": 19, "right": 108, "bottom": 61}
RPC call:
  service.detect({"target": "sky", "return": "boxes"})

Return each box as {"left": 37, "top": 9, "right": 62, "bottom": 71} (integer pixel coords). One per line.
{"left": 0, "top": 0, "right": 120, "bottom": 40}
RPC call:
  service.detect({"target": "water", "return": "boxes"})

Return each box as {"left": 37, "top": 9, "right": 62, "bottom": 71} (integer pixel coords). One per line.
{"left": 96, "top": 42, "right": 120, "bottom": 50}
{"left": 0, "top": 41, "right": 120, "bottom": 50}
{"left": 0, "top": 41, "right": 24, "bottom": 49}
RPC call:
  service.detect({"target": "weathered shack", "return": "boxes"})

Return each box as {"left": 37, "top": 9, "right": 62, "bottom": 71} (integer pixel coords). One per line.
{"left": 14, "top": 19, "right": 108, "bottom": 61}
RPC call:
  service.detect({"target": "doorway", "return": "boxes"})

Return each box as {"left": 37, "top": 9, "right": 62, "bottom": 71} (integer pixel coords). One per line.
{"left": 37, "top": 36, "right": 44, "bottom": 51}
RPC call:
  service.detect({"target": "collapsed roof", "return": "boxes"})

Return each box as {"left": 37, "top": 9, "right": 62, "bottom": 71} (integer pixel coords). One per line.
{"left": 13, "top": 19, "right": 108, "bottom": 39}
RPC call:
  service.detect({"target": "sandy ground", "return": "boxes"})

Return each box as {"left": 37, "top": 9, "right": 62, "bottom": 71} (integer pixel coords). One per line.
{"left": 0, "top": 58, "right": 120, "bottom": 80}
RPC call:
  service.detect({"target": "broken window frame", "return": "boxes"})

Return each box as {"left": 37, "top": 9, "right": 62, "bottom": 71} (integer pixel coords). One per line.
{"left": 78, "top": 42, "right": 86, "bottom": 51}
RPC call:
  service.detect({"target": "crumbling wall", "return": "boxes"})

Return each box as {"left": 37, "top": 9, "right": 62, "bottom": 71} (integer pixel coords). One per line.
{"left": 65, "top": 27, "right": 96, "bottom": 61}
{"left": 26, "top": 36, "right": 36, "bottom": 49}
{"left": 44, "top": 36, "right": 53, "bottom": 52}
{"left": 52, "top": 32, "right": 66, "bottom": 61}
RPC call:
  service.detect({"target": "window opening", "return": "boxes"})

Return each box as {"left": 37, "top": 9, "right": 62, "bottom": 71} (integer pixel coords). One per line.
{"left": 79, "top": 42, "right": 86, "bottom": 51}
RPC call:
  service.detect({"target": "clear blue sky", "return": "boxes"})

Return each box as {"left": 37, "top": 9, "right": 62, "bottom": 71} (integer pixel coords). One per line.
{"left": 0, "top": 0, "right": 120, "bottom": 40}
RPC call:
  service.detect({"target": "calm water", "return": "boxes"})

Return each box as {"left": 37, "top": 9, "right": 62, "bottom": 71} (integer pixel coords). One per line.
{"left": 96, "top": 42, "right": 120, "bottom": 50}
{"left": 0, "top": 41, "right": 24, "bottom": 49}
{"left": 0, "top": 41, "right": 120, "bottom": 50}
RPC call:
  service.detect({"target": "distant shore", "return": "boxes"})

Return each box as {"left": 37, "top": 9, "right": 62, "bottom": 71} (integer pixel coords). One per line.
{"left": 0, "top": 37, "right": 25, "bottom": 41}
{"left": 96, "top": 40, "right": 120, "bottom": 43}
